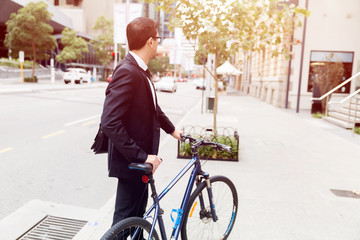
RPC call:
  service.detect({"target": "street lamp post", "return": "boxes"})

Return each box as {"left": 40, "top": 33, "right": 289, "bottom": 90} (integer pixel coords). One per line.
{"left": 296, "top": 0, "right": 309, "bottom": 113}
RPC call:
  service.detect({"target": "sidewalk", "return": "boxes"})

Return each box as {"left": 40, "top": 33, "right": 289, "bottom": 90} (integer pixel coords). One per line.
{"left": 77, "top": 92, "right": 360, "bottom": 239}
{"left": 2, "top": 82, "right": 360, "bottom": 239}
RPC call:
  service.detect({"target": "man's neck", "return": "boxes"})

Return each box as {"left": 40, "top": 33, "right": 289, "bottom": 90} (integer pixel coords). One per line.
{"left": 131, "top": 49, "right": 149, "bottom": 65}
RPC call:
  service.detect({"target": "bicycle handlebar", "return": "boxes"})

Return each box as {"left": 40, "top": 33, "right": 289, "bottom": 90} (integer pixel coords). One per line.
{"left": 180, "top": 134, "right": 232, "bottom": 154}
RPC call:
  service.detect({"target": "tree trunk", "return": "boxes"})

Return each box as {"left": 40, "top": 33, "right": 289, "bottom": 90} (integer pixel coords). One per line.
{"left": 249, "top": 51, "right": 253, "bottom": 94}
{"left": 32, "top": 42, "right": 36, "bottom": 78}
{"left": 213, "top": 50, "right": 219, "bottom": 136}
{"left": 242, "top": 50, "right": 247, "bottom": 93}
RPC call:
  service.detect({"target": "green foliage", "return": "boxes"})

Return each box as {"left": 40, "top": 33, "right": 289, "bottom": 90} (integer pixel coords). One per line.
{"left": 148, "top": 0, "right": 308, "bottom": 135}
{"left": 179, "top": 135, "right": 239, "bottom": 160}
{"left": 229, "top": 0, "right": 309, "bottom": 58}
{"left": 90, "top": 16, "right": 114, "bottom": 66}
{"left": 148, "top": 57, "right": 162, "bottom": 74}
{"left": 149, "top": 56, "right": 174, "bottom": 74}
{"left": 354, "top": 127, "right": 360, "bottom": 135}
{"left": 312, "top": 112, "right": 324, "bottom": 119}
{"left": 179, "top": 140, "right": 192, "bottom": 157}
{"left": 4, "top": 1, "right": 57, "bottom": 77}
{"left": 149, "top": 0, "right": 309, "bottom": 61}
{"left": 56, "top": 28, "right": 89, "bottom": 63}
{"left": 0, "top": 58, "right": 36, "bottom": 69}
{"left": 24, "top": 76, "right": 38, "bottom": 82}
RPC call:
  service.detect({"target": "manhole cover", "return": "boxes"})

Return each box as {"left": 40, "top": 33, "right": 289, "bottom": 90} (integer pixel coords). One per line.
{"left": 17, "top": 215, "right": 87, "bottom": 240}
{"left": 330, "top": 189, "right": 360, "bottom": 199}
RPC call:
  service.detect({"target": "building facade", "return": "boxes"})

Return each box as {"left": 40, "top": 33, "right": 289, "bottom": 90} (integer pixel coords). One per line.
{"left": 240, "top": 0, "right": 360, "bottom": 110}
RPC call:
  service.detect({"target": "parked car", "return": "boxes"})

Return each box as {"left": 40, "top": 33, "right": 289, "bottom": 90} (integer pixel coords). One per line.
{"left": 218, "top": 81, "right": 224, "bottom": 91}
{"left": 177, "top": 77, "right": 188, "bottom": 82}
{"left": 154, "top": 76, "right": 177, "bottom": 92}
{"left": 107, "top": 74, "right": 112, "bottom": 82}
{"left": 64, "top": 68, "right": 90, "bottom": 84}
{"left": 194, "top": 78, "right": 205, "bottom": 90}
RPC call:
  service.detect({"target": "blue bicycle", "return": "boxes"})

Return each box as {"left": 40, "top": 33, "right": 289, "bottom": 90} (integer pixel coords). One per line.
{"left": 101, "top": 135, "right": 238, "bottom": 240}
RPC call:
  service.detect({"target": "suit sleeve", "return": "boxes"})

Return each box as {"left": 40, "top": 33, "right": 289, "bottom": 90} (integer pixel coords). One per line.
{"left": 157, "top": 105, "right": 175, "bottom": 134}
{"left": 101, "top": 66, "right": 147, "bottom": 163}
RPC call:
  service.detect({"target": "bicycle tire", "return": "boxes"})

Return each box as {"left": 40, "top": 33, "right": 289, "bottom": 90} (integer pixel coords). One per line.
{"left": 181, "top": 175, "right": 238, "bottom": 240}
{"left": 101, "top": 217, "right": 160, "bottom": 240}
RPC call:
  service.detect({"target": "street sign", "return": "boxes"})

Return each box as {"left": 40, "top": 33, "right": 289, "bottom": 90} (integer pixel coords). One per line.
{"left": 19, "top": 51, "right": 24, "bottom": 63}
{"left": 50, "top": 58, "right": 55, "bottom": 84}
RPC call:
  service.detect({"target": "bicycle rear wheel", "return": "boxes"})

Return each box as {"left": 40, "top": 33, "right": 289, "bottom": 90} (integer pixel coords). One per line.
{"left": 101, "top": 217, "right": 159, "bottom": 240}
{"left": 181, "top": 175, "right": 238, "bottom": 240}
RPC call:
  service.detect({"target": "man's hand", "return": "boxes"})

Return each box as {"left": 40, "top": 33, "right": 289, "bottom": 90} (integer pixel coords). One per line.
{"left": 145, "top": 155, "right": 162, "bottom": 174}
{"left": 171, "top": 129, "right": 183, "bottom": 140}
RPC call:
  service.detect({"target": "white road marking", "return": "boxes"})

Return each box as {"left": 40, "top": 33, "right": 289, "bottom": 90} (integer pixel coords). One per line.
{"left": 64, "top": 115, "right": 101, "bottom": 127}
{"left": 42, "top": 130, "right": 65, "bottom": 139}
{"left": 0, "top": 147, "right": 13, "bottom": 154}
{"left": 82, "top": 120, "right": 97, "bottom": 126}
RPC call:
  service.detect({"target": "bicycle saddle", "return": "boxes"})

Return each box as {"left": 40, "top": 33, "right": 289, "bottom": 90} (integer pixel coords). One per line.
{"left": 128, "top": 163, "right": 153, "bottom": 174}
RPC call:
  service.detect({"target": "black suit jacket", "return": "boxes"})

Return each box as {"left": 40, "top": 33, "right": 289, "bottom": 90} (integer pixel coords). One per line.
{"left": 101, "top": 53, "right": 175, "bottom": 179}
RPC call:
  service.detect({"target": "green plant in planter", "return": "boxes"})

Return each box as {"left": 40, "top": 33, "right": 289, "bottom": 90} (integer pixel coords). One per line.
{"left": 24, "top": 76, "right": 38, "bottom": 82}
{"left": 312, "top": 112, "right": 324, "bottom": 119}
{"left": 180, "top": 141, "right": 192, "bottom": 157}
{"left": 354, "top": 127, "right": 360, "bottom": 135}
{"left": 179, "top": 135, "right": 238, "bottom": 160}
{"left": 0, "top": 58, "right": 37, "bottom": 69}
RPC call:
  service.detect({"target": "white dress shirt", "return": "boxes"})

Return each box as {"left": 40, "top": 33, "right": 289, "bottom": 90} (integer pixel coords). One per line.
{"left": 129, "top": 51, "right": 156, "bottom": 110}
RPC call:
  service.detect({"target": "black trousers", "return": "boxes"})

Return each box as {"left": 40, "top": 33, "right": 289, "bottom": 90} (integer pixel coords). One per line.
{"left": 112, "top": 176, "right": 148, "bottom": 226}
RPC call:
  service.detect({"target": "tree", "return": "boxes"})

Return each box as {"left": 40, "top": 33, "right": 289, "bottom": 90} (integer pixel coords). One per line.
{"left": 149, "top": 57, "right": 162, "bottom": 74}
{"left": 149, "top": 0, "right": 237, "bottom": 135}
{"left": 229, "top": 0, "right": 310, "bottom": 92}
{"left": 4, "top": 1, "right": 57, "bottom": 77}
{"left": 90, "top": 15, "right": 114, "bottom": 78}
{"left": 149, "top": 0, "right": 309, "bottom": 135}
{"left": 149, "top": 56, "right": 174, "bottom": 75}
{"left": 56, "top": 28, "right": 89, "bottom": 64}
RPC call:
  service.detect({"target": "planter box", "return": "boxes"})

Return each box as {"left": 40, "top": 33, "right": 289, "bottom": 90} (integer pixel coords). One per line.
{"left": 177, "top": 126, "right": 239, "bottom": 161}
{"left": 24, "top": 76, "right": 38, "bottom": 83}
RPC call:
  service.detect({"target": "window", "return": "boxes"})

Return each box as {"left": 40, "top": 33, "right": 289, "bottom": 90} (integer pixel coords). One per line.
{"left": 307, "top": 51, "right": 354, "bottom": 94}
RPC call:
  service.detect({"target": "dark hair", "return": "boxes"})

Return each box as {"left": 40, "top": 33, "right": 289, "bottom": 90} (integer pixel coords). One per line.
{"left": 126, "top": 17, "right": 158, "bottom": 51}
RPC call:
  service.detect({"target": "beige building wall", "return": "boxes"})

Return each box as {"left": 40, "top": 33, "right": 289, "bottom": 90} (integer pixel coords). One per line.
{"left": 289, "top": 0, "right": 360, "bottom": 110}
{"left": 49, "top": 0, "right": 118, "bottom": 36}
{"left": 82, "top": 0, "right": 117, "bottom": 37}
{"left": 249, "top": 46, "right": 290, "bottom": 108}
{"left": 241, "top": 0, "right": 360, "bottom": 110}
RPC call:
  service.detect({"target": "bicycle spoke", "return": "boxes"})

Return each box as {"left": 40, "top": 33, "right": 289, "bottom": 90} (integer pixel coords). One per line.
{"left": 181, "top": 176, "right": 238, "bottom": 240}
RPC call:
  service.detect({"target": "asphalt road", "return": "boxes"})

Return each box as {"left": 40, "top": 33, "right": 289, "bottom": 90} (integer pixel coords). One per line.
{"left": 0, "top": 81, "right": 202, "bottom": 221}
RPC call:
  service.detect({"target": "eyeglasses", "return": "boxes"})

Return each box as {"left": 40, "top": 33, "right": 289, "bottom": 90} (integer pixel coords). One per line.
{"left": 152, "top": 36, "right": 162, "bottom": 43}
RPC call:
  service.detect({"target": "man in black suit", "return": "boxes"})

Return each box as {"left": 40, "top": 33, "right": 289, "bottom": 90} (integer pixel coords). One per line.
{"left": 101, "top": 17, "right": 182, "bottom": 227}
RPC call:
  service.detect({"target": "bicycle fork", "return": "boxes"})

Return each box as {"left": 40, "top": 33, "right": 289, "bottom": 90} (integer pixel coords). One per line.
{"left": 196, "top": 174, "right": 218, "bottom": 222}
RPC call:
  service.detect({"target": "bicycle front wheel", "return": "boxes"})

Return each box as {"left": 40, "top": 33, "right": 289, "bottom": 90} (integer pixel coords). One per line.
{"left": 101, "top": 217, "right": 159, "bottom": 240}
{"left": 181, "top": 175, "right": 238, "bottom": 240}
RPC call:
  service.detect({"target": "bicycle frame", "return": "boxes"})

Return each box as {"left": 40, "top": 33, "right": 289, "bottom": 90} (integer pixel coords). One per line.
{"left": 143, "top": 154, "right": 211, "bottom": 240}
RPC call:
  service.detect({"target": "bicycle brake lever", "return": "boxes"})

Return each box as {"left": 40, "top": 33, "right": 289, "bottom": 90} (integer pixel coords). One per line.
{"left": 216, "top": 143, "right": 232, "bottom": 154}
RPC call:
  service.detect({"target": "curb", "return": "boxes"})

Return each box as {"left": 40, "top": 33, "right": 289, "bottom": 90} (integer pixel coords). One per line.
{"left": 0, "top": 82, "right": 108, "bottom": 94}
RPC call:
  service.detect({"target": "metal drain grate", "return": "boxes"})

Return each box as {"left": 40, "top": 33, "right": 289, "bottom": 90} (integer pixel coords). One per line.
{"left": 17, "top": 215, "right": 87, "bottom": 240}
{"left": 330, "top": 189, "right": 360, "bottom": 199}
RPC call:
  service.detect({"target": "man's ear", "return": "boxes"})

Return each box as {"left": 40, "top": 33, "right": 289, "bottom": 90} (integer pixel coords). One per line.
{"left": 148, "top": 38, "right": 156, "bottom": 49}
{"left": 148, "top": 37, "right": 154, "bottom": 46}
